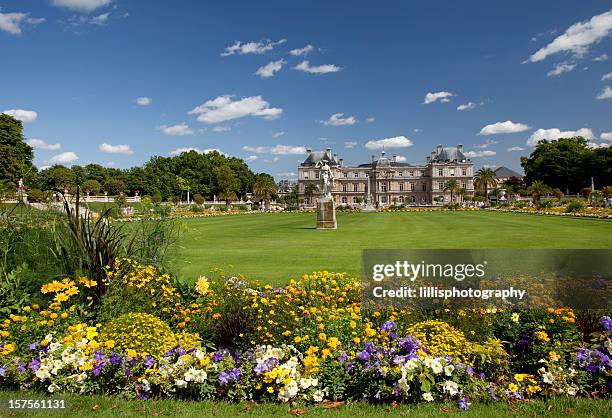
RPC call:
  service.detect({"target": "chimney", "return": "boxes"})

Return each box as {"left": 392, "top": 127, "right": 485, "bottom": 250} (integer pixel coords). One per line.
{"left": 339, "top": 158, "right": 344, "bottom": 167}
{"left": 431, "top": 151, "right": 436, "bottom": 161}
{"left": 306, "top": 148, "right": 312, "bottom": 156}
{"left": 426, "top": 156, "right": 430, "bottom": 163}
{"left": 436, "top": 144, "right": 443, "bottom": 154}
{"left": 457, "top": 144, "right": 464, "bottom": 153}
{"left": 325, "top": 147, "right": 332, "bottom": 154}
{"left": 392, "top": 155, "right": 397, "bottom": 163}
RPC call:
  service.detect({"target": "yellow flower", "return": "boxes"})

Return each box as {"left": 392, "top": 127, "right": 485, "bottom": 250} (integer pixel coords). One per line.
{"left": 508, "top": 383, "right": 519, "bottom": 392}
{"left": 195, "top": 276, "right": 210, "bottom": 295}
{"left": 267, "top": 386, "right": 274, "bottom": 393}
{"left": 294, "top": 336, "right": 302, "bottom": 344}
{"left": 318, "top": 333, "right": 327, "bottom": 341}
{"left": 105, "top": 340, "right": 115, "bottom": 349}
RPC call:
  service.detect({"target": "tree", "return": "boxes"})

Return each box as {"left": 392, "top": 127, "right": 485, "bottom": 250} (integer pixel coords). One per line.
{"left": 603, "top": 186, "right": 612, "bottom": 199}
{"left": 83, "top": 179, "right": 101, "bottom": 195}
{"left": 443, "top": 179, "right": 460, "bottom": 203}
{"left": 38, "top": 165, "right": 76, "bottom": 191}
{"left": 304, "top": 183, "right": 318, "bottom": 205}
{"left": 552, "top": 188, "right": 564, "bottom": 201}
{"left": 474, "top": 168, "right": 497, "bottom": 202}
{"left": 527, "top": 180, "right": 551, "bottom": 204}
{"left": 104, "top": 178, "right": 126, "bottom": 195}
{"left": 520, "top": 137, "right": 593, "bottom": 194}
{"left": 213, "top": 165, "right": 239, "bottom": 206}
{"left": 193, "top": 193, "right": 205, "bottom": 205}
{"left": 253, "top": 175, "right": 277, "bottom": 210}
{"left": 0, "top": 114, "right": 35, "bottom": 185}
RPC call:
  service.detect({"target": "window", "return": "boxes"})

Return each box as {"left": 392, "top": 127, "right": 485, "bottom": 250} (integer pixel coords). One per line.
{"left": 353, "top": 184, "right": 358, "bottom": 192}
{"left": 462, "top": 168, "right": 467, "bottom": 176}
{"left": 422, "top": 183, "right": 426, "bottom": 191}
{"left": 410, "top": 183, "right": 415, "bottom": 191}
{"left": 354, "top": 172, "right": 359, "bottom": 178}
{"left": 381, "top": 196, "right": 388, "bottom": 203}
{"left": 438, "top": 182, "right": 444, "bottom": 190}
{"left": 411, "top": 196, "right": 416, "bottom": 203}
{"left": 381, "top": 184, "right": 387, "bottom": 192}
{"left": 315, "top": 171, "right": 320, "bottom": 179}
{"left": 304, "top": 172, "right": 309, "bottom": 179}
{"left": 409, "top": 171, "right": 414, "bottom": 177}
{"left": 342, "top": 197, "right": 347, "bottom": 204}
{"left": 462, "top": 182, "right": 467, "bottom": 190}
{"left": 399, "top": 183, "right": 404, "bottom": 191}
{"left": 343, "top": 172, "right": 348, "bottom": 178}
{"left": 399, "top": 196, "right": 404, "bottom": 203}
{"left": 398, "top": 171, "right": 402, "bottom": 177}
{"left": 438, "top": 169, "right": 443, "bottom": 176}
{"left": 352, "top": 196, "right": 358, "bottom": 203}
{"left": 450, "top": 168, "right": 455, "bottom": 176}
{"left": 342, "top": 184, "right": 347, "bottom": 192}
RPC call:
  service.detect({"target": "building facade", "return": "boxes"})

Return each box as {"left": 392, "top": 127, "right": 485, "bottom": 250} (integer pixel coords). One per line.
{"left": 297, "top": 144, "right": 474, "bottom": 208}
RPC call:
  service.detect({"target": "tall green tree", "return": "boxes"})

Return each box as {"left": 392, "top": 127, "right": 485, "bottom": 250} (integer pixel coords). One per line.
{"left": 0, "top": 114, "right": 35, "bottom": 185}
{"left": 527, "top": 180, "right": 551, "bottom": 204}
{"left": 304, "top": 183, "right": 318, "bottom": 204}
{"left": 213, "top": 164, "right": 239, "bottom": 206}
{"left": 443, "top": 179, "right": 460, "bottom": 203}
{"left": 474, "top": 168, "right": 497, "bottom": 201}
{"left": 253, "top": 174, "right": 277, "bottom": 210}
{"left": 38, "top": 165, "right": 76, "bottom": 191}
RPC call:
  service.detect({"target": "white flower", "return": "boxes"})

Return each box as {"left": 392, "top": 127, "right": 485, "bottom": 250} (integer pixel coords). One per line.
{"left": 278, "top": 380, "right": 299, "bottom": 402}
{"left": 312, "top": 389, "right": 325, "bottom": 402}
{"left": 405, "top": 358, "right": 420, "bottom": 372}
{"left": 567, "top": 386, "right": 577, "bottom": 396}
{"left": 35, "top": 366, "right": 51, "bottom": 380}
{"left": 397, "top": 377, "right": 410, "bottom": 393}
{"left": 299, "top": 377, "right": 318, "bottom": 389}
{"left": 422, "top": 392, "right": 434, "bottom": 402}
{"left": 443, "top": 380, "right": 459, "bottom": 396}
{"left": 175, "top": 379, "right": 188, "bottom": 388}
{"left": 141, "top": 379, "right": 151, "bottom": 392}
{"left": 542, "top": 372, "right": 554, "bottom": 384}
{"left": 444, "top": 364, "right": 455, "bottom": 376}
{"left": 47, "top": 383, "right": 59, "bottom": 393}
{"left": 428, "top": 359, "right": 443, "bottom": 374}
{"left": 511, "top": 313, "right": 520, "bottom": 323}
{"left": 48, "top": 342, "right": 62, "bottom": 353}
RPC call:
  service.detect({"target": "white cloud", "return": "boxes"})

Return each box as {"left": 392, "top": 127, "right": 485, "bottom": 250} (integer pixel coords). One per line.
{"left": 413, "top": 128, "right": 422, "bottom": 133}
{"left": 601, "top": 132, "right": 612, "bottom": 141}
{"left": 365, "top": 117, "right": 375, "bottom": 123}
{"left": 593, "top": 53, "right": 608, "bottom": 61}
{"left": 105, "top": 161, "right": 115, "bottom": 167}
{"left": 99, "top": 142, "right": 133, "bottom": 155}
{"left": 277, "top": 171, "right": 297, "bottom": 177}
{"left": 394, "top": 155, "right": 407, "bottom": 162}
{"left": 169, "top": 147, "right": 225, "bottom": 156}
{"left": 289, "top": 44, "right": 314, "bottom": 56}
{"left": 321, "top": 113, "right": 357, "bottom": 126}
{"left": 213, "top": 125, "right": 231, "bottom": 132}
{"left": 2, "top": 109, "right": 38, "bottom": 123}
{"left": 272, "top": 131, "right": 285, "bottom": 138}
{"left": 255, "top": 59, "right": 286, "bottom": 78}
{"left": 264, "top": 157, "right": 279, "bottom": 163}
{"left": 293, "top": 60, "right": 341, "bottom": 74}
{"left": 423, "top": 91, "right": 454, "bottom": 104}
{"left": 221, "top": 39, "right": 286, "bottom": 56}
{"left": 479, "top": 120, "right": 530, "bottom": 135}
{"left": 475, "top": 139, "right": 499, "bottom": 149}
{"left": 507, "top": 146, "right": 526, "bottom": 151}
{"left": 27, "top": 139, "right": 61, "bottom": 151}
{"left": 597, "top": 85, "right": 612, "bottom": 99}
{"left": 602, "top": 72, "right": 612, "bottom": 80}
{"left": 527, "top": 127, "right": 595, "bottom": 146}
{"left": 189, "top": 95, "right": 282, "bottom": 123}
{"left": 365, "top": 136, "right": 413, "bottom": 150}
{"left": 242, "top": 144, "right": 306, "bottom": 155}
{"left": 135, "top": 97, "right": 152, "bottom": 106}
{"left": 159, "top": 123, "right": 194, "bottom": 136}
{"left": 464, "top": 150, "right": 496, "bottom": 158}
{"left": 0, "top": 12, "right": 45, "bottom": 35}
{"left": 457, "top": 102, "right": 477, "bottom": 111}
{"left": 51, "top": 0, "right": 112, "bottom": 12}
{"left": 344, "top": 141, "right": 357, "bottom": 149}
{"left": 49, "top": 151, "right": 78, "bottom": 164}
{"left": 547, "top": 61, "right": 577, "bottom": 76}
{"left": 526, "top": 11, "right": 612, "bottom": 63}
{"left": 245, "top": 155, "right": 258, "bottom": 162}
{"left": 90, "top": 12, "right": 110, "bottom": 26}
{"left": 587, "top": 142, "right": 611, "bottom": 149}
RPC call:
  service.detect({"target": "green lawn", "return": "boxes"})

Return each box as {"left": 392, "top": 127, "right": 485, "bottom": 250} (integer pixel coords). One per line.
{"left": 168, "top": 211, "right": 612, "bottom": 284}
{"left": 0, "top": 391, "right": 609, "bottom": 417}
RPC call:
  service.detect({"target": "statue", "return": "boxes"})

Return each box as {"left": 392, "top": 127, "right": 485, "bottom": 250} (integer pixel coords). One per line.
{"left": 316, "top": 161, "right": 335, "bottom": 199}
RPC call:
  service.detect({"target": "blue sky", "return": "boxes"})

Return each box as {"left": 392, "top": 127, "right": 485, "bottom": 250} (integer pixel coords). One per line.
{"left": 1, "top": 0, "right": 611, "bottom": 179}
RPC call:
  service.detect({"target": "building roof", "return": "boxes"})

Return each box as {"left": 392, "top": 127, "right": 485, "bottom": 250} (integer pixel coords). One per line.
{"left": 300, "top": 148, "right": 340, "bottom": 167}
{"left": 430, "top": 146, "right": 468, "bottom": 163}
{"left": 494, "top": 166, "right": 523, "bottom": 178}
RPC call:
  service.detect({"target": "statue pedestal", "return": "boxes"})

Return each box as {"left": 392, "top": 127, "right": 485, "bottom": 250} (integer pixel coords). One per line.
{"left": 316, "top": 197, "right": 337, "bottom": 230}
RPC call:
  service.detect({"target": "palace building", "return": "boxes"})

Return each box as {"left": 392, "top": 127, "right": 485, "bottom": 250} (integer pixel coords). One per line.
{"left": 297, "top": 144, "right": 474, "bottom": 208}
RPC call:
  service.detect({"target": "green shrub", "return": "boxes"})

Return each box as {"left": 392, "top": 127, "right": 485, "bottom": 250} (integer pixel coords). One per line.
{"left": 536, "top": 200, "right": 553, "bottom": 210}
{"left": 471, "top": 338, "right": 510, "bottom": 378}
{"left": 565, "top": 199, "right": 585, "bottom": 213}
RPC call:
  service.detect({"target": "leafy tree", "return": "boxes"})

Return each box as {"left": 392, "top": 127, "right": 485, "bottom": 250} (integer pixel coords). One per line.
{"left": 213, "top": 164, "right": 239, "bottom": 205}
{"left": 580, "top": 187, "right": 592, "bottom": 199}
{"left": 0, "top": 114, "right": 35, "bottom": 185}
{"left": 83, "top": 179, "right": 101, "bottom": 195}
{"left": 551, "top": 188, "right": 564, "bottom": 201}
{"left": 104, "top": 178, "right": 126, "bottom": 195}
{"left": 520, "top": 137, "right": 592, "bottom": 194}
{"left": 443, "top": 179, "right": 460, "bottom": 203}
{"left": 474, "top": 168, "right": 497, "bottom": 201}
{"left": 38, "top": 165, "right": 76, "bottom": 191}
{"left": 193, "top": 193, "right": 205, "bottom": 205}
{"left": 253, "top": 174, "right": 277, "bottom": 210}
{"left": 527, "top": 180, "right": 551, "bottom": 203}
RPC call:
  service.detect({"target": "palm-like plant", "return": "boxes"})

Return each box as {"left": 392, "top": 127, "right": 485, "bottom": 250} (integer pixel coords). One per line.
{"left": 526, "top": 180, "right": 551, "bottom": 203}
{"left": 304, "top": 183, "right": 319, "bottom": 205}
{"left": 474, "top": 168, "right": 498, "bottom": 202}
{"left": 253, "top": 178, "right": 277, "bottom": 210}
{"left": 443, "top": 179, "right": 460, "bottom": 203}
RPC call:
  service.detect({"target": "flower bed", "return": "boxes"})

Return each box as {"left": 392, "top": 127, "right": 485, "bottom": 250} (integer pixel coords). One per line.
{"left": 485, "top": 208, "right": 612, "bottom": 219}
{"left": 1, "top": 262, "right": 610, "bottom": 409}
